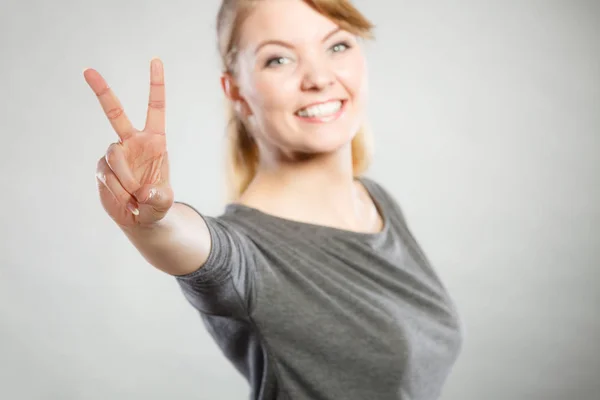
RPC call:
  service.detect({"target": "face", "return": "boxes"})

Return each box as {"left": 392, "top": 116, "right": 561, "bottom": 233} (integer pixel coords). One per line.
{"left": 223, "top": 0, "right": 369, "bottom": 162}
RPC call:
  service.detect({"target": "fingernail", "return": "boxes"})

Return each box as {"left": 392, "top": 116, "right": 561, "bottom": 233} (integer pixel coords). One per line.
{"left": 127, "top": 203, "right": 139, "bottom": 216}
{"left": 95, "top": 171, "right": 105, "bottom": 184}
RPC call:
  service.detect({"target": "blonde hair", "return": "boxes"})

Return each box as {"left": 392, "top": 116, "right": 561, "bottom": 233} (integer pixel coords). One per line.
{"left": 217, "top": 0, "right": 375, "bottom": 201}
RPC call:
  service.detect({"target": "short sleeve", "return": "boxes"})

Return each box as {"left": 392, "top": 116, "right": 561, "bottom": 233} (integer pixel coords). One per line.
{"left": 172, "top": 202, "right": 256, "bottom": 318}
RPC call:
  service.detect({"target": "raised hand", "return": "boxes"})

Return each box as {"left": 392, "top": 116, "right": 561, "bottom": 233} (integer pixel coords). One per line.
{"left": 85, "top": 58, "right": 174, "bottom": 228}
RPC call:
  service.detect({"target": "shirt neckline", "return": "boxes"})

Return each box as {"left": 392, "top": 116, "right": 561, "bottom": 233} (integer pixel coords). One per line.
{"left": 224, "top": 177, "right": 390, "bottom": 240}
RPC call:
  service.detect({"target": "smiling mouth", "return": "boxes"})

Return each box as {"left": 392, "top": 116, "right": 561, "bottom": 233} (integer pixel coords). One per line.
{"left": 295, "top": 100, "right": 346, "bottom": 119}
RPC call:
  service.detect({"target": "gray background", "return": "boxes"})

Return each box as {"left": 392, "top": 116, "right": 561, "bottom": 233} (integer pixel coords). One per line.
{"left": 1, "top": 0, "right": 599, "bottom": 399}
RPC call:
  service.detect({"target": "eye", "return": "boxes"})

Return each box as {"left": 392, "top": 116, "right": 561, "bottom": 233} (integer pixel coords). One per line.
{"left": 330, "top": 41, "right": 351, "bottom": 53}
{"left": 265, "top": 56, "right": 291, "bottom": 68}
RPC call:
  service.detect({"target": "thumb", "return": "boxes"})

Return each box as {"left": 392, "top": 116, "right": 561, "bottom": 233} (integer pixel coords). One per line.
{"left": 134, "top": 184, "right": 174, "bottom": 212}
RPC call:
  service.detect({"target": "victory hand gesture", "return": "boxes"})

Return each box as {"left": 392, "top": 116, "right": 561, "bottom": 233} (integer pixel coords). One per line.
{"left": 85, "top": 58, "right": 174, "bottom": 228}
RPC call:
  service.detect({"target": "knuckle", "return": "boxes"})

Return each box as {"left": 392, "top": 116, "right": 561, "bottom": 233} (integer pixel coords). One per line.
{"left": 106, "top": 106, "right": 125, "bottom": 120}
{"left": 104, "top": 143, "right": 121, "bottom": 165}
{"left": 96, "top": 155, "right": 109, "bottom": 172}
{"left": 148, "top": 100, "right": 165, "bottom": 111}
{"left": 96, "top": 86, "right": 111, "bottom": 97}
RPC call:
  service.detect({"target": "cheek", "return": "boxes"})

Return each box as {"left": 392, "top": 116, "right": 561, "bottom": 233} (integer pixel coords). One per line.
{"left": 245, "top": 74, "right": 299, "bottom": 136}
{"left": 337, "top": 57, "right": 367, "bottom": 97}
{"left": 252, "top": 74, "right": 297, "bottom": 111}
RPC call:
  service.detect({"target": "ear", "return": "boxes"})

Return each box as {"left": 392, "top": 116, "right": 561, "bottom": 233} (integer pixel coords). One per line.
{"left": 221, "top": 73, "right": 252, "bottom": 118}
{"left": 220, "top": 73, "right": 239, "bottom": 101}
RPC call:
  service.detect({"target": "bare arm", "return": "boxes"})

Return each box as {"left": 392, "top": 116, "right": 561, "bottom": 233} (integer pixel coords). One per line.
{"left": 120, "top": 202, "right": 211, "bottom": 276}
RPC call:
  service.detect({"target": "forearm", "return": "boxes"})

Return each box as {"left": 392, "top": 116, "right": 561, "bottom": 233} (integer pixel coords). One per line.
{"left": 120, "top": 202, "right": 211, "bottom": 276}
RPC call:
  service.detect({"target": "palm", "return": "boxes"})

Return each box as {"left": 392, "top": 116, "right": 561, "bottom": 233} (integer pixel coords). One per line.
{"left": 86, "top": 59, "right": 173, "bottom": 227}
{"left": 122, "top": 132, "right": 168, "bottom": 187}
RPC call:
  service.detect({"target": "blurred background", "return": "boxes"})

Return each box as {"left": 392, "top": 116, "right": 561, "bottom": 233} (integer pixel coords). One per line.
{"left": 1, "top": 0, "right": 599, "bottom": 399}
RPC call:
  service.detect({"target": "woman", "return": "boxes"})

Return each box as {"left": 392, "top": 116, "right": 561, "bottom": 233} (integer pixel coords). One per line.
{"left": 86, "top": 0, "right": 463, "bottom": 399}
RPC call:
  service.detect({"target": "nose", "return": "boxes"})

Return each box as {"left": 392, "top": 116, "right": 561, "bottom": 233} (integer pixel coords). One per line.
{"left": 300, "top": 57, "right": 335, "bottom": 91}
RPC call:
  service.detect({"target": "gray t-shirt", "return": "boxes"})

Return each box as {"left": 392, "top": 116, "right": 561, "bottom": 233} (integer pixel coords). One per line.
{"left": 174, "top": 177, "right": 463, "bottom": 400}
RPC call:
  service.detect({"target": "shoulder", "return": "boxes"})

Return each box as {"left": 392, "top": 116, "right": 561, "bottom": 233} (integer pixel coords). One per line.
{"left": 357, "top": 175, "right": 409, "bottom": 226}
{"left": 358, "top": 176, "right": 399, "bottom": 208}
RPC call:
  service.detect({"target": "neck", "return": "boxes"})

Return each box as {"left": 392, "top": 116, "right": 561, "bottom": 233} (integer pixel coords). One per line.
{"left": 239, "top": 142, "right": 361, "bottom": 215}
{"left": 262, "top": 143, "right": 353, "bottom": 184}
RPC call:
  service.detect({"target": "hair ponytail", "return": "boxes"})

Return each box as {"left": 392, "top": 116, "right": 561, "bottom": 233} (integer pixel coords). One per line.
{"left": 224, "top": 101, "right": 260, "bottom": 201}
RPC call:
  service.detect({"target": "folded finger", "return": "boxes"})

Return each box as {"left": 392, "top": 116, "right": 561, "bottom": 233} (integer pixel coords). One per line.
{"left": 104, "top": 142, "right": 141, "bottom": 198}
{"left": 96, "top": 156, "right": 131, "bottom": 205}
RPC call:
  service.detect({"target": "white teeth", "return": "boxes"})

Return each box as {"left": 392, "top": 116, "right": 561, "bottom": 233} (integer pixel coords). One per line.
{"left": 297, "top": 101, "right": 342, "bottom": 118}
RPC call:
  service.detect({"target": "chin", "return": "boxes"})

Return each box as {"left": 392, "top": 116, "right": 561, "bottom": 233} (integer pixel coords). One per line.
{"left": 296, "top": 126, "right": 358, "bottom": 155}
{"left": 265, "top": 111, "right": 363, "bottom": 158}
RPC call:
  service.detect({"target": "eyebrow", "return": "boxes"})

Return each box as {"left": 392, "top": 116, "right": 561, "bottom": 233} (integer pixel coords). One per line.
{"left": 254, "top": 27, "right": 343, "bottom": 54}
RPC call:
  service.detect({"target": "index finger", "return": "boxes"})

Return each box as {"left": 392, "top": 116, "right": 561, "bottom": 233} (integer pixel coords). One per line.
{"left": 83, "top": 68, "right": 136, "bottom": 141}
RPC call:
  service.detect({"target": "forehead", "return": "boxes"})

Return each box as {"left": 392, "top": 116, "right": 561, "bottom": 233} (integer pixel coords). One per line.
{"left": 237, "top": 0, "right": 339, "bottom": 49}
